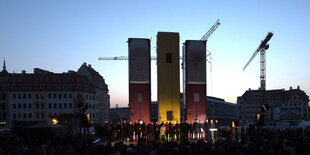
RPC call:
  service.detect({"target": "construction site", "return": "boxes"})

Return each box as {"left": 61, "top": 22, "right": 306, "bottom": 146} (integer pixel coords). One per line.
{"left": 98, "top": 18, "right": 280, "bottom": 125}
{"left": 99, "top": 20, "right": 220, "bottom": 124}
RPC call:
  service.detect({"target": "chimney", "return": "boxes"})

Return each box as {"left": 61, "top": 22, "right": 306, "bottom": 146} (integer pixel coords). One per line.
{"left": 116, "top": 104, "right": 118, "bottom": 108}
{"left": 297, "top": 86, "right": 300, "bottom": 90}
{"left": 22, "top": 70, "right": 26, "bottom": 74}
{"left": 83, "top": 62, "right": 87, "bottom": 66}
{"left": 88, "top": 64, "right": 92, "bottom": 68}
{"left": 248, "top": 88, "right": 251, "bottom": 91}
{"left": 290, "top": 86, "right": 292, "bottom": 90}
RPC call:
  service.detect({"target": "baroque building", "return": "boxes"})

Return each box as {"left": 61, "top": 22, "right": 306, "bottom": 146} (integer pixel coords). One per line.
{"left": 78, "top": 62, "right": 110, "bottom": 122}
{"left": 237, "top": 87, "right": 310, "bottom": 122}
{"left": 0, "top": 61, "right": 109, "bottom": 126}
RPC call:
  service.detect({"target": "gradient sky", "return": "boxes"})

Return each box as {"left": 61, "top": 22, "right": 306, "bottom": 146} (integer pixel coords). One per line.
{"left": 1, "top": 1, "right": 310, "bottom": 108}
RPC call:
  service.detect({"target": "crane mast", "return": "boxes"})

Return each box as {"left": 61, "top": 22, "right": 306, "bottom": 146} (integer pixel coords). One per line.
{"left": 243, "top": 32, "right": 273, "bottom": 90}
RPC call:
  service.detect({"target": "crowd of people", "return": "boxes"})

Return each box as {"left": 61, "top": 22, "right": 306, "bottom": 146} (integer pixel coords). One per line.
{"left": 94, "top": 120, "right": 218, "bottom": 143}
{"left": 1, "top": 126, "right": 310, "bottom": 154}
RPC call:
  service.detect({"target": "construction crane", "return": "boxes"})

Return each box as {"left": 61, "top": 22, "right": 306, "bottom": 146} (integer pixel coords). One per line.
{"left": 98, "top": 56, "right": 209, "bottom": 60}
{"left": 99, "top": 56, "right": 181, "bottom": 60}
{"left": 200, "top": 19, "right": 220, "bottom": 96}
{"left": 201, "top": 19, "right": 220, "bottom": 41}
{"left": 243, "top": 32, "right": 273, "bottom": 90}
{"left": 99, "top": 19, "right": 221, "bottom": 62}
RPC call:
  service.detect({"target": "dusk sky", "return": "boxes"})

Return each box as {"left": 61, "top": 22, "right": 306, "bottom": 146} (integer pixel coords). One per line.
{"left": 1, "top": 1, "right": 310, "bottom": 108}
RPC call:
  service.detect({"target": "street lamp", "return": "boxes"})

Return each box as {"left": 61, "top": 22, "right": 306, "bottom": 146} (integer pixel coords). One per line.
{"left": 52, "top": 118, "right": 58, "bottom": 125}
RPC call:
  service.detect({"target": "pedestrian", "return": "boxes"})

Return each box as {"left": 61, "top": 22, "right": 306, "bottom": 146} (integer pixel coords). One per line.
{"left": 160, "top": 123, "right": 166, "bottom": 142}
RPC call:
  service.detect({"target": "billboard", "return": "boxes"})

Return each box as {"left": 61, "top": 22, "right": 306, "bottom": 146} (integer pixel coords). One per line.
{"left": 280, "top": 108, "right": 301, "bottom": 120}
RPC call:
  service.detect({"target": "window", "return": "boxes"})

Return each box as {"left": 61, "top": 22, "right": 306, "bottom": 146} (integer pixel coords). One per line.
{"left": 23, "top": 94, "right": 26, "bottom": 99}
{"left": 13, "top": 94, "right": 16, "bottom": 99}
{"left": 166, "top": 53, "right": 172, "bottom": 63}
{"left": 18, "top": 104, "right": 21, "bottom": 109}
{"left": 54, "top": 94, "right": 57, "bottom": 99}
{"left": 54, "top": 103, "right": 57, "bottom": 108}
{"left": 49, "top": 113, "right": 52, "bottom": 117}
{"left": 59, "top": 103, "right": 62, "bottom": 108}
{"left": 194, "top": 93, "right": 199, "bottom": 102}
{"left": 2, "top": 113, "right": 6, "bottom": 120}
{"left": 29, "top": 113, "right": 32, "bottom": 119}
{"left": 36, "top": 94, "right": 39, "bottom": 99}
{"left": 64, "top": 93, "right": 67, "bottom": 98}
{"left": 13, "top": 113, "right": 16, "bottom": 119}
{"left": 64, "top": 103, "right": 67, "bottom": 108}
{"left": 18, "top": 113, "right": 21, "bottom": 119}
{"left": 36, "top": 104, "right": 39, "bottom": 109}
{"left": 48, "top": 94, "right": 51, "bottom": 99}
{"left": 41, "top": 94, "right": 44, "bottom": 99}
{"left": 18, "top": 94, "right": 21, "bottom": 99}
{"left": 69, "top": 103, "right": 72, "bottom": 108}
{"left": 28, "top": 94, "right": 31, "bottom": 99}
{"left": 49, "top": 104, "right": 52, "bottom": 108}
{"left": 23, "top": 104, "right": 27, "bottom": 109}
{"left": 137, "top": 93, "right": 142, "bottom": 102}
{"left": 24, "top": 113, "right": 27, "bottom": 119}
{"left": 28, "top": 103, "right": 32, "bottom": 109}
{"left": 167, "top": 111, "right": 173, "bottom": 120}
{"left": 41, "top": 103, "right": 44, "bottom": 109}
{"left": 13, "top": 104, "right": 16, "bottom": 109}
{"left": 59, "top": 93, "right": 62, "bottom": 98}
{"left": 69, "top": 93, "right": 72, "bottom": 98}
{"left": 36, "top": 113, "right": 40, "bottom": 119}
{"left": 1, "top": 103, "right": 5, "bottom": 110}
{"left": 41, "top": 113, "right": 44, "bottom": 118}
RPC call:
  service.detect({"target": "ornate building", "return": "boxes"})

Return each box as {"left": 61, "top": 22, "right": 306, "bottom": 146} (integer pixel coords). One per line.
{"left": 237, "top": 87, "right": 310, "bottom": 122}
{"left": 0, "top": 61, "right": 109, "bottom": 126}
{"left": 78, "top": 62, "right": 110, "bottom": 122}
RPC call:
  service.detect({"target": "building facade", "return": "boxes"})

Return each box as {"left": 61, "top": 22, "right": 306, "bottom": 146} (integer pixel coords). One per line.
{"left": 237, "top": 87, "right": 310, "bottom": 122}
{"left": 0, "top": 62, "right": 109, "bottom": 126}
{"left": 206, "top": 97, "right": 237, "bottom": 126}
{"left": 128, "top": 38, "right": 151, "bottom": 123}
{"left": 157, "top": 32, "right": 180, "bottom": 123}
{"left": 184, "top": 40, "right": 207, "bottom": 123}
{"left": 78, "top": 62, "right": 110, "bottom": 122}
{"left": 0, "top": 60, "right": 9, "bottom": 124}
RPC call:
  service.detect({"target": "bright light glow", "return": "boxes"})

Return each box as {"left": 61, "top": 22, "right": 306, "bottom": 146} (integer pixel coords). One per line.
{"left": 210, "top": 128, "right": 218, "bottom": 131}
{"left": 52, "top": 118, "right": 58, "bottom": 125}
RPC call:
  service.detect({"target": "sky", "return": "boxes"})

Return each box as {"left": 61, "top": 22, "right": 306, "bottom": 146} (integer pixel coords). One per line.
{"left": 1, "top": 1, "right": 310, "bottom": 108}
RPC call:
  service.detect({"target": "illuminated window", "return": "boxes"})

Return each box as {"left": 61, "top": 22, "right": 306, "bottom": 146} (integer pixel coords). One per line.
{"left": 137, "top": 93, "right": 142, "bottom": 102}
{"left": 194, "top": 93, "right": 199, "bottom": 102}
